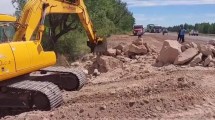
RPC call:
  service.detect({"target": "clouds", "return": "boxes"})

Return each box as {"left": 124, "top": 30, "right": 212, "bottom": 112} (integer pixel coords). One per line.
{"left": 122, "top": 0, "right": 215, "bottom": 7}
{"left": 134, "top": 13, "right": 165, "bottom": 24}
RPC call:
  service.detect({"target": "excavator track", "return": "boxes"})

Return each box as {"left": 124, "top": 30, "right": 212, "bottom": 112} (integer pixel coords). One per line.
{"left": 9, "top": 80, "right": 63, "bottom": 109}
{"left": 35, "top": 66, "right": 87, "bottom": 91}
{"left": 0, "top": 80, "right": 63, "bottom": 117}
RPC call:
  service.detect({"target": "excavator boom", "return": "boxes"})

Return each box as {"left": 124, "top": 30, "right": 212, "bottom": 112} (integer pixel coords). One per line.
{"left": 14, "top": 0, "right": 103, "bottom": 50}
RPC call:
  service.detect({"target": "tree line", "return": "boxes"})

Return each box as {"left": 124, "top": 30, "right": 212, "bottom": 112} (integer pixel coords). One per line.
{"left": 14, "top": 0, "right": 135, "bottom": 60}
{"left": 168, "top": 23, "right": 215, "bottom": 34}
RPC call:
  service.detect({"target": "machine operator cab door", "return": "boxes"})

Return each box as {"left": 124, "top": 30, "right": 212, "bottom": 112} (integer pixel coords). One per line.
{"left": 0, "top": 14, "right": 55, "bottom": 81}
{"left": 0, "top": 14, "right": 32, "bottom": 81}
{"left": 0, "top": 16, "right": 17, "bottom": 79}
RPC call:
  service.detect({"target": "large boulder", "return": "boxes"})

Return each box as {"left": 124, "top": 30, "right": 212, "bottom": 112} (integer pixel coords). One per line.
{"left": 189, "top": 42, "right": 198, "bottom": 48}
{"left": 114, "top": 43, "right": 128, "bottom": 52}
{"left": 198, "top": 44, "right": 214, "bottom": 57}
{"left": 88, "top": 56, "right": 123, "bottom": 73}
{"left": 181, "top": 45, "right": 187, "bottom": 52}
{"left": 184, "top": 44, "right": 192, "bottom": 49}
{"left": 107, "top": 48, "right": 116, "bottom": 56}
{"left": 208, "top": 62, "right": 215, "bottom": 67}
{"left": 128, "top": 44, "right": 148, "bottom": 55}
{"left": 116, "top": 49, "right": 123, "bottom": 55}
{"left": 132, "top": 38, "right": 144, "bottom": 46}
{"left": 208, "top": 40, "right": 215, "bottom": 46}
{"left": 204, "top": 55, "right": 213, "bottom": 67}
{"left": 157, "top": 40, "right": 182, "bottom": 64}
{"left": 174, "top": 48, "right": 199, "bottom": 65}
{"left": 212, "top": 47, "right": 215, "bottom": 55}
{"left": 190, "top": 53, "right": 203, "bottom": 67}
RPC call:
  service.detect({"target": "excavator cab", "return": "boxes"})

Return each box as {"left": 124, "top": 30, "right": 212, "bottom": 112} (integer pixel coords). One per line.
{"left": 0, "top": 14, "right": 17, "bottom": 43}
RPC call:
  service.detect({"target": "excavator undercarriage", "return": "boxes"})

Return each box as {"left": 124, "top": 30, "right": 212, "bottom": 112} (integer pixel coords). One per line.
{"left": 0, "top": 67, "right": 86, "bottom": 116}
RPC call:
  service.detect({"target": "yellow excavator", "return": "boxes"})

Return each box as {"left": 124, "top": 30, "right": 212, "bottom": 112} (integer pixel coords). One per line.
{"left": 0, "top": 0, "right": 105, "bottom": 113}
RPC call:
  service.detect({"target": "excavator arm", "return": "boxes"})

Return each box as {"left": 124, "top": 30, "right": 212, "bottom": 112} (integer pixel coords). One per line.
{"left": 13, "top": 0, "right": 105, "bottom": 52}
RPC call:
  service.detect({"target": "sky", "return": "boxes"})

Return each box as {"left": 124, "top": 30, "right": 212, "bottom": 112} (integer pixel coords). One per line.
{"left": 0, "top": 0, "right": 215, "bottom": 27}
{"left": 121, "top": 0, "right": 215, "bottom": 27}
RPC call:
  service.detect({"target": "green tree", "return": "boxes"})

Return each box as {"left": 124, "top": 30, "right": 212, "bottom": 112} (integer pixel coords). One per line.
{"left": 14, "top": 0, "right": 135, "bottom": 60}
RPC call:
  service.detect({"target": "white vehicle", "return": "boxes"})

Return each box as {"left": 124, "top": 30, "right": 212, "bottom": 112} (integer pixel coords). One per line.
{"left": 189, "top": 30, "right": 199, "bottom": 36}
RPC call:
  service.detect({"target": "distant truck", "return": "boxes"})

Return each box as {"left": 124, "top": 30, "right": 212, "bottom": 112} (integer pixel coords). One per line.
{"left": 154, "top": 26, "right": 162, "bottom": 33}
{"left": 133, "top": 25, "right": 144, "bottom": 36}
{"left": 189, "top": 30, "right": 199, "bottom": 36}
{"left": 146, "top": 24, "right": 155, "bottom": 33}
{"left": 162, "top": 28, "right": 168, "bottom": 35}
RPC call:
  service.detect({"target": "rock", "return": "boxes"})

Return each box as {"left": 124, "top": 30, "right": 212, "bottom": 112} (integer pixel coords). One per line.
{"left": 177, "top": 77, "right": 189, "bottom": 88}
{"left": 132, "top": 38, "right": 144, "bottom": 46}
{"left": 190, "top": 53, "right": 203, "bottom": 67}
{"left": 71, "top": 61, "right": 80, "bottom": 67}
{"left": 204, "top": 55, "right": 213, "bottom": 67}
{"left": 128, "top": 44, "right": 148, "bottom": 55}
{"left": 99, "top": 105, "right": 106, "bottom": 110}
{"left": 143, "top": 42, "right": 151, "bottom": 52}
{"left": 174, "top": 48, "right": 199, "bottom": 65}
{"left": 184, "top": 44, "right": 192, "bottom": 49}
{"left": 86, "top": 60, "right": 93, "bottom": 65}
{"left": 110, "top": 89, "right": 116, "bottom": 94}
{"left": 93, "top": 69, "right": 100, "bottom": 76}
{"left": 155, "top": 106, "right": 162, "bottom": 111}
{"left": 114, "top": 43, "right": 128, "bottom": 52}
{"left": 211, "top": 59, "right": 215, "bottom": 63}
{"left": 189, "top": 42, "right": 198, "bottom": 48}
{"left": 157, "top": 40, "right": 182, "bottom": 64}
{"left": 154, "top": 62, "right": 164, "bottom": 67}
{"left": 83, "top": 69, "right": 89, "bottom": 74}
{"left": 116, "top": 56, "right": 131, "bottom": 62}
{"left": 208, "top": 62, "right": 215, "bottom": 67}
{"left": 79, "top": 109, "right": 84, "bottom": 113}
{"left": 107, "top": 48, "right": 116, "bottom": 56}
{"left": 208, "top": 40, "right": 215, "bottom": 46}
{"left": 90, "top": 56, "right": 123, "bottom": 73}
{"left": 81, "top": 53, "right": 94, "bottom": 61}
{"left": 116, "top": 49, "right": 122, "bottom": 55}
{"left": 211, "top": 47, "right": 215, "bottom": 55}
{"left": 129, "top": 101, "right": 135, "bottom": 107}
{"left": 199, "top": 44, "right": 214, "bottom": 57}
{"left": 181, "top": 45, "right": 187, "bottom": 52}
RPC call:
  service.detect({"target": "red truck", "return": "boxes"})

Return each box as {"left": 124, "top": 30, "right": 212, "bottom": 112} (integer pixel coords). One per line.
{"left": 133, "top": 25, "right": 144, "bottom": 36}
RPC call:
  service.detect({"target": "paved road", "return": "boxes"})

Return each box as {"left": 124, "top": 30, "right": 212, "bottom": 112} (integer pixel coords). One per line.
{"left": 144, "top": 32, "right": 215, "bottom": 44}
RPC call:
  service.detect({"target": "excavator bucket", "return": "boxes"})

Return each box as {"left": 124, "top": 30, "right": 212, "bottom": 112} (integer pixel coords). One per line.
{"left": 87, "top": 37, "right": 108, "bottom": 55}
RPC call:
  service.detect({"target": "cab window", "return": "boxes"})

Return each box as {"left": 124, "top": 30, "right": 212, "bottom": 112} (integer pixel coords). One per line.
{"left": 0, "top": 22, "right": 15, "bottom": 43}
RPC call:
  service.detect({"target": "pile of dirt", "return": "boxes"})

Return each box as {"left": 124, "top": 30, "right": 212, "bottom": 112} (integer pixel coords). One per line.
{"left": 156, "top": 40, "right": 215, "bottom": 67}
{"left": 106, "top": 38, "right": 157, "bottom": 58}
{"left": 76, "top": 38, "right": 158, "bottom": 76}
